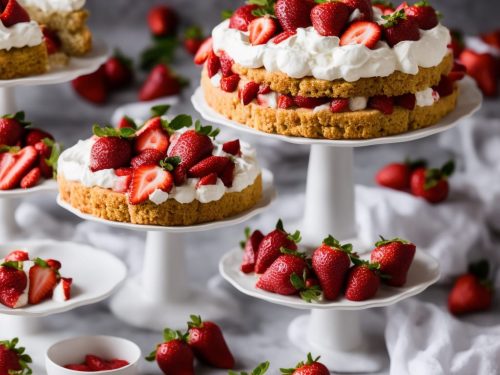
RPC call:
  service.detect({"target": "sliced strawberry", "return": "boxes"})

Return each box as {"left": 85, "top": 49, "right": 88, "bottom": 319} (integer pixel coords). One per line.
{"left": 220, "top": 74, "right": 240, "bottom": 93}
{"left": 257, "top": 93, "right": 276, "bottom": 107}
{"left": 330, "top": 98, "right": 350, "bottom": 113}
{"left": 229, "top": 4, "right": 259, "bottom": 32}
{"left": 107, "top": 359, "right": 129, "bottom": 370}
{"left": 41, "top": 26, "right": 61, "bottom": 54}
{"left": 294, "top": 96, "right": 330, "bottom": 109}
{"left": 0, "top": 0, "right": 30, "bottom": 27}
{"left": 340, "top": 21, "right": 382, "bottom": 49}
{"left": 249, "top": 17, "right": 278, "bottom": 46}
{"left": 219, "top": 52, "right": 234, "bottom": 77}
{"left": 173, "top": 164, "right": 187, "bottom": 186}
{"left": 258, "top": 85, "right": 271, "bottom": 95}
{"left": 220, "top": 160, "right": 235, "bottom": 188}
{"left": 188, "top": 156, "right": 230, "bottom": 178}
{"left": 128, "top": 165, "right": 174, "bottom": 205}
{"left": 239, "top": 81, "right": 260, "bottom": 105}
{"left": 85, "top": 355, "right": 109, "bottom": 372}
{"left": 222, "top": 139, "right": 241, "bottom": 156}
{"left": 28, "top": 259, "right": 58, "bottom": 305}
{"left": 134, "top": 122, "right": 169, "bottom": 155}
{"left": 278, "top": 94, "right": 295, "bottom": 109}
{"left": 4, "top": 250, "right": 29, "bottom": 262}
{"left": 448, "top": 61, "right": 466, "bottom": 82}
{"left": 369, "top": 95, "right": 394, "bottom": 115}
{"left": 395, "top": 93, "right": 416, "bottom": 110}
{"left": 57, "top": 277, "right": 72, "bottom": 301}
{"left": 196, "top": 172, "right": 218, "bottom": 188}
{"left": 311, "top": 2, "right": 350, "bottom": 37}
{"left": 273, "top": 30, "right": 297, "bottom": 44}
{"left": 206, "top": 51, "right": 221, "bottom": 78}
{"left": 194, "top": 37, "right": 213, "bottom": 65}
{"left": 131, "top": 149, "right": 165, "bottom": 168}
{"left": 115, "top": 168, "right": 132, "bottom": 176}
{"left": 0, "top": 146, "right": 37, "bottom": 190}
{"left": 20, "top": 166, "right": 41, "bottom": 189}
{"left": 432, "top": 75, "right": 454, "bottom": 98}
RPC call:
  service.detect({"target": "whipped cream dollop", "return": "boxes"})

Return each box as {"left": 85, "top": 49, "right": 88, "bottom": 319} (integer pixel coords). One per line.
{"left": 0, "top": 20, "right": 43, "bottom": 50}
{"left": 212, "top": 9, "right": 451, "bottom": 82}
{"left": 58, "top": 136, "right": 261, "bottom": 205}
{"left": 19, "top": 0, "right": 85, "bottom": 13}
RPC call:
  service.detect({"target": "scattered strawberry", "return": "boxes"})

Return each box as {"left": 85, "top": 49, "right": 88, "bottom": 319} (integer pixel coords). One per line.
{"left": 376, "top": 159, "right": 426, "bottom": 190}
{"left": 0, "top": 338, "right": 32, "bottom": 375}
{"left": 240, "top": 228, "right": 265, "bottom": 273}
{"left": 240, "top": 81, "right": 261, "bottom": 105}
{"left": 56, "top": 277, "right": 72, "bottom": 301}
{"left": 131, "top": 149, "right": 165, "bottom": 168}
{"left": 340, "top": 21, "right": 382, "bottom": 49}
{"left": 372, "top": 0, "right": 395, "bottom": 15}
{"left": 188, "top": 156, "right": 230, "bottom": 178}
{"left": 259, "top": 85, "right": 271, "bottom": 94}
{"left": 229, "top": 4, "right": 259, "bottom": 32}
{"left": 146, "top": 329, "right": 195, "bottom": 375}
{"left": 273, "top": 30, "right": 297, "bottom": 44}
{"left": 0, "top": 261, "right": 28, "bottom": 308}
{"left": 103, "top": 52, "right": 133, "bottom": 90}
{"left": 72, "top": 66, "right": 108, "bottom": 105}
{"left": 220, "top": 159, "right": 235, "bottom": 187}
{"left": 184, "top": 26, "right": 205, "bottom": 55}
{"left": 118, "top": 116, "right": 136, "bottom": 130}
{"left": 404, "top": 0, "right": 438, "bottom": 30}
{"left": 89, "top": 133, "right": 132, "bottom": 172}
{"left": 395, "top": 93, "right": 416, "bottom": 110}
{"left": 206, "top": 51, "right": 221, "bottom": 79}
{"left": 219, "top": 52, "right": 235, "bottom": 77}
{"left": 382, "top": 9, "right": 420, "bottom": 47}
{"left": 294, "top": 96, "right": 329, "bottom": 109}
{"left": 345, "top": 261, "right": 381, "bottom": 301}
{"left": 311, "top": 2, "right": 350, "bottom": 37}
{"left": 0, "top": 112, "right": 28, "bottom": 146}
{"left": 41, "top": 26, "right": 61, "bottom": 54}
{"left": 281, "top": 353, "right": 329, "bottom": 375}
{"left": 25, "top": 128, "right": 53, "bottom": 146}
{"left": 0, "top": 146, "right": 38, "bottom": 190}
{"left": 222, "top": 139, "right": 241, "bottom": 156}
{"left": 341, "top": 0, "right": 374, "bottom": 21}
{"left": 134, "top": 118, "right": 169, "bottom": 155}
{"left": 410, "top": 160, "right": 454, "bottom": 204}
{"left": 4, "top": 250, "right": 29, "bottom": 262}
{"left": 148, "top": 5, "right": 178, "bottom": 37}
{"left": 28, "top": 258, "right": 59, "bottom": 305}
{"left": 139, "top": 64, "right": 182, "bottom": 101}
{"left": 278, "top": 94, "right": 295, "bottom": 109}
{"left": 275, "top": 0, "right": 313, "bottom": 31}
{"left": 368, "top": 95, "right": 394, "bottom": 114}
{"left": 196, "top": 173, "right": 218, "bottom": 188}
{"left": 221, "top": 74, "right": 241, "bottom": 92}
{"left": 448, "top": 61, "right": 467, "bottom": 82}
{"left": 249, "top": 17, "right": 278, "bottom": 45}
{"left": 168, "top": 126, "right": 216, "bottom": 170}
{"left": 460, "top": 50, "right": 498, "bottom": 97}
{"left": 370, "top": 237, "right": 416, "bottom": 287}
{"left": 20, "top": 166, "right": 41, "bottom": 189}
{"left": 194, "top": 37, "right": 213, "bottom": 65}
{"left": 448, "top": 260, "right": 494, "bottom": 316}
{"left": 128, "top": 165, "right": 174, "bottom": 205}
{"left": 0, "top": 0, "right": 30, "bottom": 28}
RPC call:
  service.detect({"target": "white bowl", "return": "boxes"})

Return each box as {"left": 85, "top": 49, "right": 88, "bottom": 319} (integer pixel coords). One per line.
{"left": 46, "top": 336, "right": 141, "bottom": 375}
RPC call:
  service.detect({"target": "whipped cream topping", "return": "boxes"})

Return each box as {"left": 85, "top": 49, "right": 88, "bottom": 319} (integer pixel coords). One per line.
{"left": 0, "top": 20, "right": 43, "bottom": 50}
{"left": 415, "top": 87, "right": 440, "bottom": 107}
{"left": 19, "top": 0, "right": 85, "bottom": 13}
{"left": 58, "top": 136, "right": 261, "bottom": 205}
{"left": 212, "top": 9, "right": 451, "bottom": 82}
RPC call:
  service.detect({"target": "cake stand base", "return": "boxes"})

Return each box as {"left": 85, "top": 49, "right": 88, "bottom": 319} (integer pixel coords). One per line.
{"left": 0, "top": 197, "right": 19, "bottom": 242}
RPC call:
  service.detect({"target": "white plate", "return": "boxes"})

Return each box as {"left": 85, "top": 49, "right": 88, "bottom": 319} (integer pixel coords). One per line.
{"left": 0, "top": 39, "right": 109, "bottom": 88}
{"left": 220, "top": 247, "right": 440, "bottom": 310}
{"left": 57, "top": 169, "right": 276, "bottom": 233}
{"left": 0, "top": 240, "right": 127, "bottom": 317}
{"left": 0, "top": 179, "right": 57, "bottom": 198}
{"left": 192, "top": 76, "right": 482, "bottom": 148}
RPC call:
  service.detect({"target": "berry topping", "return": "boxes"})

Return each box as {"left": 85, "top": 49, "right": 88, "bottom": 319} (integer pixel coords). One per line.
{"left": 277, "top": 94, "right": 295, "bottom": 109}
{"left": 89, "top": 127, "right": 133, "bottom": 172}
{"left": 382, "top": 9, "right": 420, "bottom": 47}
{"left": 340, "top": 21, "right": 382, "bottom": 49}
{"left": 294, "top": 96, "right": 330, "bottom": 109}
{"left": 196, "top": 172, "right": 218, "bottom": 188}
{"left": 330, "top": 98, "right": 350, "bottom": 113}
{"left": 194, "top": 37, "right": 213, "bottom": 65}
{"left": 131, "top": 149, "right": 166, "bottom": 168}
{"left": 273, "top": 30, "right": 297, "bottom": 44}
{"left": 275, "top": 0, "right": 314, "bottom": 31}
{"left": 341, "top": 0, "right": 374, "bottom": 21}
{"left": 229, "top": 4, "right": 259, "bottom": 32}
{"left": 222, "top": 139, "right": 241, "bottom": 156}
{"left": 0, "top": 0, "right": 30, "bottom": 28}
{"left": 219, "top": 52, "right": 235, "bottom": 77}
{"left": 220, "top": 74, "right": 241, "bottom": 92}
{"left": 249, "top": 16, "right": 278, "bottom": 45}
{"left": 134, "top": 117, "right": 170, "bottom": 155}
{"left": 404, "top": 0, "right": 438, "bottom": 31}
{"left": 368, "top": 95, "right": 394, "bottom": 115}
{"left": 239, "top": 81, "right": 261, "bottom": 105}
{"left": 188, "top": 156, "right": 231, "bottom": 178}
{"left": 128, "top": 165, "right": 174, "bottom": 205}
{"left": 206, "top": 51, "right": 221, "bottom": 78}
{"left": 394, "top": 93, "right": 416, "bottom": 110}
{"left": 311, "top": 2, "right": 351, "bottom": 37}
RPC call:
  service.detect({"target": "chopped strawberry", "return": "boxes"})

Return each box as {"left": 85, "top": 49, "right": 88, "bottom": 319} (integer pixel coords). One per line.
{"left": 341, "top": 0, "right": 374, "bottom": 21}
{"left": 196, "top": 172, "right": 218, "bottom": 188}
{"left": 0, "top": 146, "right": 37, "bottom": 190}
{"left": 188, "top": 156, "right": 230, "bottom": 178}
{"left": 249, "top": 17, "right": 278, "bottom": 46}
{"left": 57, "top": 278, "right": 72, "bottom": 301}
{"left": 20, "top": 166, "right": 41, "bottom": 189}
{"left": 257, "top": 93, "right": 276, "bottom": 107}
{"left": 107, "top": 359, "right": 129, "bottom": 370}
{"left": 65, "top": 364, "right": 91, "bottom": 371}
{"left": 432, "top": 75, "right": 454, "bottom": 98}
{"left": 28, "top": 258, "right": 59, "bottom": 305}
{"left": 115, "top": 168, "right": 132, "bottom": 177}
{"left": 278, "top": 94, "right": 295, "bottom": 109}
{"left": 395, "top": 93, "right": 416, "bottom": 110}
{"left": 220, "top": 74, "right": 240, "bottom": 93}
{"left": 340, "top": 21, "right": 382, "bottom": 49}
{"left": 206, "top": 51, "right": 221, "bottom": 78}
{"left": 273, "top": 30, "right": 297, "bottom": 44}
{"left": 404, "top": 1, "right": 438, "bottom": 31}
{"left": 134, "top": 119, "right": 169, "bottom": 155}
{"left": 460, "top": 50, "right": 498, "bottom": 97}
{"left": 369, "top": 95, "right": 394, "bottom": 115}
{"left": 4, "top": 250, "right": 29, "bottom": 262}
{"left": 220, "top": 160, "right": 235, "bottom": 188}
{"left": 41, "top": 26, "right": 61, "bottom": 54}
{"left": 448, "top": 61, "right": 467, "bottom": 82}
{"left": 294, "top": 96, "right": 330, "bottom": 109}
{"left": 90, "top": 137, "right": 132, "bottom": 172}
{"left": 222, "top": 139, "right": 241, "bottom": 156}
{"left": 275, "top": 0, "right": 313, "bottom": 31}
{"left": 131, "top": 149, "right": 166, "bottom": 168}
{"left": 25, "top": 128, "right": 53, "bottom": 146}
{"left": 128, "top": 165, "right": 174, "bottom": 205}
{"left": 139, "top": 64, "right": 182, "bottom": 101}
{"left": 229, "top": 4, "right": 259, "bottom": 32}
{"left": 147, "top": 5, "right": 178, "bottom": 37}
{"left": 330, "top": 98, "right": 350, "bottom": 113}
{"left": 85, "top": 355, "right": 109, "bottom": 372}
{"left": 382, "top": 10, "right": 420, "bottom": 47}
{"left": 0, "top": 0, "right": 30, "bottom": 27}
{"left": 72, "top": 66, "right": 108, "bottom": 105}
{"left": 239, "top": 82, "right": 260, "bottom": 105}
{"left": 219, "top": 52, "right": 235, "bottom": 77}
{"left": 258, "top": 85, "right": 271, "bottom": 95}
{"left": 311, "top": 2, "right": 350, "bottom": 37}
{"left": 194, "top": 37, "right": 213, "bottom": 65}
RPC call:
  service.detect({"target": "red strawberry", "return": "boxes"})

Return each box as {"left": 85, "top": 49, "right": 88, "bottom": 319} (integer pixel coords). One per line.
{"left": 206, "top": 51, "right": 221, "bottom": 78}
{"left": 168, "top": 129, "right": 215, "bottom": 170}
{"left": 448, "top": 260, "right": 494, "bottom": 316}
{"left": 255, "top": 219, "right": 300, "bottom": 274}
{"left": 0, "top": 112, "right": 27, "bottom": 146}
{"left": 382, "top": 10, "right": 420, "bottom": 47}
{"left": 273, "top": 30, "right": 297, "bottom": 44}
{"left": 220, "top": 74, "right": 240, "bottom": 93}
{"left": 449, "top": 30, "right": 464, "bottom": 59}
{"left": 249, "top": 17, "right": 278, "bottom": 45}
{"left": 294, "top": 96, "right": 329, "bottom": 109}
{"left": 28, "top": 258, "right": 59, "bottom": 305}
{"left": 0, "top": 0, "right": 30, "bottom": 27}
{"left": 131, "top": 149, "right": 165, "bottom": 168}
{"left": 340, "top": 21, "right": 382, "bottom": 49}
{"left": 72, "top": 66, "right": 108, "bottom": 104}
{"left": 107, "top": 359, "right": 129, "bottom": 369}
{"left": 395, "top": 93, "right": 416, "bottom": 110}
{"left": 256, "top": 252, "right": 309, "bottom": 295}
{"left": 370, "top": 237, "right": 416, "bottom": 287}
{"left": 312, "top": 236, "right": 353, "bottom": 300}
{"left": 188, "top": 156, "right": 230, "bottom": 178}
{"left": 90, "top": 137, "right": 132, "bottom": 172}
{"left": 275, "top": 0, "right": 314, "bottom": 31}
{"left": 311, "top": 2, "right": 350, "bottom": 37}
{"left": 118, "top": 116, "right": 136, "bottom": 130}
{"left": 330, "top": 98, "right": 350, "bottom": 113}
{"left": 239, "top": 81, "right": 260, "bottom": 105}
{"left": 85, "top": 355, "right": 109, "bottom": 371}
{"left": 115, "top": 168, "right": 132, "bottom": 177}
{"left": 187, "top": 315, "right": 235, "bottom": 369}
{"left": 481, "top": 30, "right": 500, "bottom": 50}
{"left": 376, "top": 161, "right": 420, "bottom": 190}
{"left": 448, "top": 61, "right": 467, "bottom": 82}
{"left": 220, "top": 159, "right": 235, "bottom": 187}
{"left": 196, "top": 172, "right": 218, "bottom": 188}
{"left": 4, "top": 250, "right": 29, "bottom": 262}
{"left": 0, "top": 261, "right": 28, "bottom": 308}
{"left": 41, "top": 26, "right": 61, "bottom": 54}
{"left": 20, "top": 166, "right": 41, "bottom": 189}
{"left": 395, "top": 1, "right": 409, "bottom": 11}
{"left": 147, "top": 5, "right": 178, "bottom": 37}
{"left": 194, "top": 37, "right": 213, "bottom": 65}
{"left": 128, "top": 165, "right": 174, "bottom": 205}
{"left": 65, "top": 364, "right": 91, "bottom": 371}
{"left": 222, "top": 139, "right": 241, "bottom": 156}
{"left": 278, "top": 94, "right": 295, "bottom": 109}
{"left": 341, "top": 0, "right": 374, "bottom": 21}
{"left": 410, "top": 160, "right": 454, "bottom": 204}
{"left": 240, "top": 228, "right": 265, "bottom": 273}
{"left": 184, "top": 26, "right": 204, "bottom": 55}
{"left": 134, "top": 119, "right": 169, "bottom": 155}
{"left": 104, "top": 53, "right": 133, "bottom": 90}
{"left": 55, "top": 277, "right": 72, "bottom": 301}
{"left": 258, "top": 85, "right": 271, "bottom": 95}
{"left": 139, "top": 64, "right": 182, "bottom": 101}
{"left": 25, "top": 128, "right": 53, "bottom": 146}
{"left": 459, "top": 50, "right": 498, "bottom": 97}
{"left": 404, "top": 1, "right": 438, "bottom": 30}
{"left": 372, "top": 0, "right": 395, "bottom": 15}
{"left": 345, "top": 262, "right": 381, "bottom": 301}
{"left": 219, "top": 52, "right": 235, "bottom": 77}
{"left": 432, "top": 74, "right": 454, "bottom": 98}
{"left": 0, "top": 146, "right": 37, "bottom": 190}
{"left": 113, "top": 170, "right": 132, "bottom": 193}
{"left": 368, "top": 95, "right": 394, "bottom": 115}
{"left": 146, "top": 329, "right": 195, "bottom": 375}
{"left": 34, "top": 140, "right": 55, "bottom": 179}
{"left": 0, "top": 338, "right": 32, "bottom": 375}
{"left": 281, "top": 353, "right": 330, "bottom": 375}
{"left": 46, "top": 259, "right": 61, "bottom": 270}
{"left": 229, "top": 5, "right": 259, "bottom": 32}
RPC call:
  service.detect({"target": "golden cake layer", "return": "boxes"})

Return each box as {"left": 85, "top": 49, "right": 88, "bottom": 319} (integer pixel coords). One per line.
{"left": 58, "top": 174, "right": 263, "bottom": 226}
{"left": 232, "top": 53, "right": 454, "bottom": 98}
{"left": 0, "top": 44, "right": 48, "bottom": 79}
{"left": 201, "top": 72, "right": 458, "bottom": 140}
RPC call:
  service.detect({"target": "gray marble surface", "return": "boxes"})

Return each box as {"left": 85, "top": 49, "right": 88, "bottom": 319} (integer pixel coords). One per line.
{"left": 7, "top": 0, "right": 500, "bottom": 374}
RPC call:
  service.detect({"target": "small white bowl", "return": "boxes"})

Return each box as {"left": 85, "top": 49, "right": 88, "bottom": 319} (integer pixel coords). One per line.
{"left": 46, "top": 336, "right": 141, "bottom": 375}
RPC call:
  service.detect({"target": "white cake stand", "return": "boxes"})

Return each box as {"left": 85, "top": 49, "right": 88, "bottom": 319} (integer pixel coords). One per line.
{"left": 56, "top": 169, "right": 276, "bottom": 331}
{"left": 0, "top": 39, "right": 109, "bottom": 242}
{"left": 0, "top": 239, "right": 127, "bottom": 373}
{"left": 192, "top": 76, "right": 482, "bottom": 372}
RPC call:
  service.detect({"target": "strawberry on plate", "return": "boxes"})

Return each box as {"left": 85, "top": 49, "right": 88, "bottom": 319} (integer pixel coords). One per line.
{"left": 128, "top": 164, "right": 174, "bottom": 205}
{"left": 0, "top": 0, "right": 30, "bottom": 27}
{"left": 370, "top": 237, "right": 416, "bottom": 287}
{"left": 281, "top": 353, "right": 330, "bottom": 375}
{"left": 240, "top": 227, "right": 265, "bottom": 273}
{"left": 275, "top": 0, "right": 313, "bottom": 31}
{"left": 0, "top": 338, "right": 32, "bottom": 375}
{"left": 19, "top": 166, "right": 41, "bottom": 189}
{"left": 0, "top": 146, "right": 38, "bottom": 190}
{"left": 28, "top": 258, "right": 59, "bottom": 305}
{"left": 0, "top": 261, "right": 28, "bottom": 308}
{"left": 0, "top": 111, "right": 29, "bottom": 147}
{"left": 249, "top": 17, "right": 278, "bottom": 45}
{"left": 4, "top": 250, "right": 29, "bottom": 262}
{"left": 89, "top": 127, "right": 133, "bottom": 172}
{"left": 311, "top": 2, "right": 350, "bottom": 37}
{"left": 382, "top": 9, "right": 420, "bottom": 47}
{"left": 404, "top": 0, "right": 438, "bottom": 31}
{"left": 146, "top": 328, "right": 195, "bottom": 375}
{"left": 410, "top": 160, "right": 454, "bottom": 204}
{"left": 229, "top": 4, "right": 259, "bottom": 32}
{"left": 344, "top": 260, "right": 381, "bottom": 301}
{"left": 340, "top": 21, "right": 382, "bottom": 49}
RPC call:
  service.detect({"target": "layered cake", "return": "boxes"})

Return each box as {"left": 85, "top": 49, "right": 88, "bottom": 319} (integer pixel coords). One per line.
{"left": 197, "top": 0, "right": 465, "bottom": 139}
{"left": 58, "top": 106, "right": 263, "bottom": 226}
{"left": 0, "top": 0, "right": 48, "bottom": 79}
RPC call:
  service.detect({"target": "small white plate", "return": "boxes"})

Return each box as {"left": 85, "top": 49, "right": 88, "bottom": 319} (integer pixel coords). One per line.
{"left": 0, "top": 179, "right": 57, "bottom": 198}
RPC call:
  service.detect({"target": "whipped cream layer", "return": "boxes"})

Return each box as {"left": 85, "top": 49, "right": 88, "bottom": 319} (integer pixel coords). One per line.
{"left": 58, "top": 137, "right": 261, "bottom": 205}
{"left": 19, "top": 0, "right": 85, "bottom": 13}
{"left": 0, "top": 20, "right": 43, "bottom": 50}
{"left": 212, "top": 9, "right": 451, "bottom": 82}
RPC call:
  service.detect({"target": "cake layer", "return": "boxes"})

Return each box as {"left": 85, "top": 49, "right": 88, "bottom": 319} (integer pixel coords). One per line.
{"left": 231, "top": 53, "right": 453, "bottom": 99}
{"left": 0, "top": 44, "right": 48, "bottom": 79}
{"left": 202, "top": 73, "right": 458, "bottom": 140}
{"left": 58, "top": 174, "right": 263, "bottom": 226}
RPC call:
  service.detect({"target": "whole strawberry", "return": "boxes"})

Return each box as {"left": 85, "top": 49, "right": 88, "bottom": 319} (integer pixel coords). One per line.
{"left": 376, "top": 159, "right": 426, "bottom": 191}
{"left": 0, "top": 338, "right": 32, "bottom": 375}
{"left": 89, "top": 126, "right": 134, "bottom": 172}
{"left": 370, "top": 237, "right": 416, "bottom": 287}
{"left": 382, "top": 9, "right": 420, "bottom": 47}
{"left": 146, "top": 329, "right": 194, "bottom": 375}
{"left": 229, "top": 4, "right": 259, "bottom": 32}
{"left": 148, "top": 5, "right": 179, "bottom": 37}
{"left": 312, "top": 236, "right": 353, "bottom": 300}
{"left": 460, "top": 50, "right": 498, "bottom": 97}
{"left": 345, "top": 261, "right": 381, "bottom": 301}
{"left": 0, "top": 112, "right": 29, "bottom": 147}
{"left": 311, "top": 2, "right": 350, "bottom": 37}
{"left": 139, "top": 64, "right": 183, "bottom": 102}
{"left": 448, "top": 260, "right": 494, "bottom": 316}
{"left": 280, "top": 353, "right": 329, "bottom": 375}
{"left": 254, "top": 219, "right": 301, "bottom": 274}
{"left": 187, "top": 315, "right": 234, "bottom": 369}
{"left": 103, "top": 51, "right": 133, "bottom": 90}
{"left": 404, "top": 0, "right": 438, "bottom": 30}
{"left": 410, "top": 160, "right": 454, "bottom": 204}
{"left": 275, "top": 0, "right": 314, "bottom": 31}
{"left": 240, "top": 227, "right": 265, "bottom": 273}
{"left": 72, "top": 65, "right": 108, "bottom": 104}
{"left": 184, "top": 26, "right": 205, "bottom": 55}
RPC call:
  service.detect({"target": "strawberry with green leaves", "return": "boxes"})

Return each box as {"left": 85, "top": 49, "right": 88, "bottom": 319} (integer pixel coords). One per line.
{"left": 0, "top": 261, "right": 28, "bottom": 309}
{"left": 103, "top": 50, "right": 134, "bottom": 90}
{"left": 382, "top": 9, "right": 420, "bottom": 47}
{"left": 146, "top": 329, "right": 194, "bottom": 375}
{"left": 89, "top": 126, "right": 134, "bottom": 172}
{"left": 410, "top": 160, "right": 454, "bottom": 204}
{"left": 184, "top": 26, "right": 205, "bottom": 55}
{"left": 229, "top": 361, "right": 270, "bottom": 375}
{"left": 404, "top": 0, "right": 439, "bottom": 31}
{"left": 345, "top": 259, "right": 382, "bottom": 301}
{"left": 240, "top": 227, "right": 265, "bottom": 273}
{"left": 0, "top": 111, "right": 29, "bottom": 147}
{"left": 281, "top": 353, "right": 329, "bottom": 375}
{"left": 0, "top": 338, "right": 32, "bottom": 375}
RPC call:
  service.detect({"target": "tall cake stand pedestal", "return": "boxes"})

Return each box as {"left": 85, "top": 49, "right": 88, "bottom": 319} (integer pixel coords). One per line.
{"left": 0, "top": 240, "right": 127, "bottom": 373}
{"left": 192, "top": 76, "right": 482, "bottom": 372}
{"left": 57, "top": 170, "right": 276, "bottom": 331}
{"left": 0, "top": 39, "right": 109, "bottom": 242}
